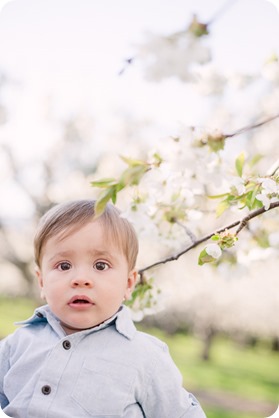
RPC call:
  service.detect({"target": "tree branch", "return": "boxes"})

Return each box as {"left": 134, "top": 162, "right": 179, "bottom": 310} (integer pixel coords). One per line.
{"left": 267, "top": 158, "right": 279, "bottom": 176}
{"left": 207, "top": 0, "right": 239, "bottom": 26}
{"left": 138, "top": 200, "right": 279, "bottom": 281}
{"left": 174, "top": 219, "right": 197, "bottom": 243}
{"left": 224, "top": 113, "right": 279, "bottom": 139}
{"left": 235, "top": 201, "right": 279, "bottom": 234}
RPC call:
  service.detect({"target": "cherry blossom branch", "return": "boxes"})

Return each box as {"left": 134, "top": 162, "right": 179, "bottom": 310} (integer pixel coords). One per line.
{"left": 118, "top": 0, "right": 240, "bottom": 77}
{"left": 235, "top": 201, "right": 279, "bottom": 234}
{"left": 267, "top": 158, "right": 279, "bottom": 176}
{"left": 174, "top": 220, "right": 197, "bottom": 243}
{"left": 207, "top": 0, "right": 239, "bottom": 26}
{"left": 138, "top": 201, "right": 279, "bottom": 282}
{"left": 224, "top": 113, "right": 279, "bottom": 139}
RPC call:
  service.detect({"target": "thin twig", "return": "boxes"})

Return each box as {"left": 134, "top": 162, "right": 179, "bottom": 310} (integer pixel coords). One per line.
{"left": 174, "top": 219, "right": 197, "bottom": 243}
{"left": 207, "top": 0, "right": 238, "bottom": 26}
{"left": 224, "top": 113, "right": 279, "bottom": 139}
{"left": 235, "top": 201, "right": 279, "bottom": 234}
{"left": 118, "top": 57, "right": 135, "bottom": 76}
{"left": 267, "top": 158, "right": 279, "bottom": 176}
{"left": 138, "top": 201, "right": 279, "bottom": 280}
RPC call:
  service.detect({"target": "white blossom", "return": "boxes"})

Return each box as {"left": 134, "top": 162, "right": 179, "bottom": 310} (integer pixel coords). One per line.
{"left": 193, "top": 65, "right": 227, "bottom": 95}
{"left": 120, "top": 203, "right": 158, "bottom": 237}
{"left": 259, "top": 177, "right": 278, "bottom": 193}
{"left": 230, "top": 177, "right": 246, "bottom": 196}
{"left": 137, "top": 32, "right": 210, "bottom": 82}
{"left": 205, "top": 243, "right": 222, "bottom": 259}
{"left": 256, "top": 178, "right": 279, "bottom": 209}
{"left": 256, "top": 193, "right": 277, "bottom": 210}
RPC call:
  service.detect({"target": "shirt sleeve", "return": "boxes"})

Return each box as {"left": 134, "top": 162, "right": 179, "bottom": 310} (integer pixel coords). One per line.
{"left": 0, "top": 337, "right": 10, "bottom": 409}
{"left": 140, "top": 342, "right": 207, "bottom": 418}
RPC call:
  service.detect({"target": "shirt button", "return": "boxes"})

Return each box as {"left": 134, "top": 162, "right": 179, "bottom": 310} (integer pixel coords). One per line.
{"left": 62, "top": 340, "right": 71, "bottom": 350}
{"left": 41, "top": 385, "right": 51, "bottom": 395}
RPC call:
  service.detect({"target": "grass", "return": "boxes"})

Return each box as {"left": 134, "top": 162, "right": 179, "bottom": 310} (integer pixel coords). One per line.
{"left": 0, "top": 296, "right": 38, "bottom": 338}
{"left": 138, "top": 326, "right": 279, "bottom": 418}
{"left": 1, "top": 298, "right": 278, "bottom": 418}
{"left": 162, "top": 330, "right": 279, "bottom": 402}
{"left": 205, "top": 407, "right": 257, "bottom": 418}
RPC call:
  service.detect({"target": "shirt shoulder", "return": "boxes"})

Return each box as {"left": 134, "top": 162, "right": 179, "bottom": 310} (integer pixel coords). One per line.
{"left": 1, "top": 307, "right": 62, "bottom": 362}
{"left": 135, "top": 329, "right": 168, "bottom": 352}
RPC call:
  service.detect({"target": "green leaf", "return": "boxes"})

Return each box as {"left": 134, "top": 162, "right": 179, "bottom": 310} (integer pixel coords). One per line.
{"left": 125, "top": 278, "right": 158, "bottom": 311}
{"left": 120, "top": 155, "right": 147, "bottom": 167}
{"left": 94, "top": 187, "right": 116, "bottom": 217}
{"left": 235, "top": 152, "right": 245, "bottom": 177}
{"left": 111, "top": 187, "right": 118, "bottom": 204}
{"left": 249, "top": 154, "right": 263, "bottom": 168}
{"left": 91, "top": 178, "right": 117, "bottom": 188}
{"left": 211, "top": 234, "right": 220, "bottom": 241}
{"left": 120, "top": 165, "right": 148, "bottom": 187}
{"left": 216, "top": 199, "right": 230, "bottom": 217}
{"left": 249, "top": 185, "right": 261, "bottom": 210}
{"left": 208, "top": 193, "right": 230, "bottom": 200}
{"left": 198, "top": 249, "right": 215, "bottom": 266}
{"left": 244, "top": 189, "right": 263, "bottom": 210}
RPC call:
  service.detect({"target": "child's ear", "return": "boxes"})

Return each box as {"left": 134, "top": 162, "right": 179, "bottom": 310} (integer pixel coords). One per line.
{"left": 124, "top": 269, "right": 138, "bottom": 301}
{"left": 35, "top": 267, "right": 45, "bottom": 300}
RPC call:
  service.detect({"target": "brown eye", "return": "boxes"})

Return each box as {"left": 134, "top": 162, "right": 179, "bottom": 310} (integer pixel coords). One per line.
{"left": 58, "top": 262, "right": 71, "bottom": 271}
{"left": 94, "top": 262, "right": 109, "bottom": 271}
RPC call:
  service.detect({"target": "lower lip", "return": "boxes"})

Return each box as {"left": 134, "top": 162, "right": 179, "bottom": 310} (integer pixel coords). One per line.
{"left": 68, "top": 302, "right": 94, "bottom": 310}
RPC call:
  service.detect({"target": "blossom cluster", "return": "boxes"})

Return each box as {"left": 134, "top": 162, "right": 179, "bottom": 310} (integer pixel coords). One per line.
{"left": 255, "top": 177, "right": 279, "bottom": 210}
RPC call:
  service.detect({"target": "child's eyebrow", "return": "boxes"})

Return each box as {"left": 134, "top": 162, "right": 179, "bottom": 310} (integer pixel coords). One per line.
{"left": 47, "top": 250, "right": 75, "bottom": 263}
{"left": 46, "top": 249, "right": 120, "bottom": 264}
{"left": 89, "top": 249, "right": 117, "bottom": 260}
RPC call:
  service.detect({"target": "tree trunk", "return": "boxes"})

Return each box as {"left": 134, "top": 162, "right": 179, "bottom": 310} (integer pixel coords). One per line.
{"left": 201, "top": 328, "right": 216, "bottom": 361}
{"left": 271, "top": 337, "right": 279, "bottom": 352}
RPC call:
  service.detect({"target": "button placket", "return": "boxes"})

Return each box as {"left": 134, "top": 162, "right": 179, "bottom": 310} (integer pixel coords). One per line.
{"left": 40, "top": 340, "right": 72, "bottom": 398}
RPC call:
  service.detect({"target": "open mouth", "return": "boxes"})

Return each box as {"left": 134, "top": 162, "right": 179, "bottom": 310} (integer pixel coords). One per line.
{"left": 68, "top": 295, "right": 94, "bottom": 306}
{"left": 72, "top": 299, "right": 90, "bottom": 304}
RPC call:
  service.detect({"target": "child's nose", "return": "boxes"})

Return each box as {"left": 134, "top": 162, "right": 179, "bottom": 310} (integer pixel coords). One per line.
{"left": 71, "top": 275, "right": 93, "bottom": 288}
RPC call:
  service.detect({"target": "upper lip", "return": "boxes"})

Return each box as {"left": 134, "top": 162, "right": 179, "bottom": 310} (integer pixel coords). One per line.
{"left": 68, "top": 295, "right": 94, "bottom": 304}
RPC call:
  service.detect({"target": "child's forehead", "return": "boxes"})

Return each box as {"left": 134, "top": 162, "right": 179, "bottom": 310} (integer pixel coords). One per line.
{"left": 51, "top": 219, "right": 109, "bottom": 241}
{"left": 42, "top": 220, "right": 125, "bottom": 259}
{"left": 46, "top": 218, "right": 126, "bottom": 251}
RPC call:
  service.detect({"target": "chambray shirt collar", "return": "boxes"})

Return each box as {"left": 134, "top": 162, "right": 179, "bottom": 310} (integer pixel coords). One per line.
{"left": 114, "top": 305, "right": 137, "bottom": 340}
{"left": 15, "top": 304, "right": 137, "bottom": 340}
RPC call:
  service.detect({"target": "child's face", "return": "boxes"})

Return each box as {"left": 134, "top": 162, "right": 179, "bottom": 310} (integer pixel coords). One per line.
{"left": 36, "top": 220, "right": 137, "bottom": 334}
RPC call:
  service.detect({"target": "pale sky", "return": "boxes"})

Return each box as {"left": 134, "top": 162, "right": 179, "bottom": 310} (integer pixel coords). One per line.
{"left": 0, "top": 0, "right": 278, "bottom": 218}
{"left": 0, "top": 0, "right": 278, "bottom": 118}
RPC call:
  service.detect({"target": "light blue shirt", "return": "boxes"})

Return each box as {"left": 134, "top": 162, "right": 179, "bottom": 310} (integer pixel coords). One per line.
{"left": 0, "top": 304, "right": 206, "bottom": 418}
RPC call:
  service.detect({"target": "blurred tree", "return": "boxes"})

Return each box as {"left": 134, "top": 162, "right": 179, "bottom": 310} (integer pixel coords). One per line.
{"left": 90, "top": 2, "right": 279, "bottom": 357}
{"left": 0, "top": 92, "right": 98, "bottom": 297}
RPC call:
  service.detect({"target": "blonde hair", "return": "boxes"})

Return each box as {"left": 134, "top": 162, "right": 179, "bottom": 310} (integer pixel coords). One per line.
{"left": 34, "top": 199, "right": 139, "bottom": 270}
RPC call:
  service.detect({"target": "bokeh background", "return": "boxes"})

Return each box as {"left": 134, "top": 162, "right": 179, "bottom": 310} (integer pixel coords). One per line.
{"left": 0, "top": 1, "right": 279, "bottom": 417}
